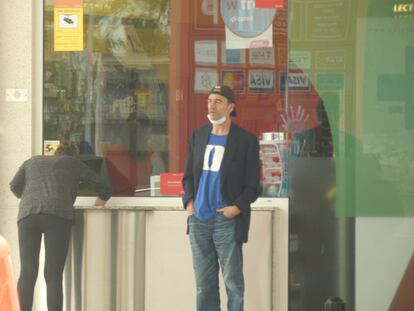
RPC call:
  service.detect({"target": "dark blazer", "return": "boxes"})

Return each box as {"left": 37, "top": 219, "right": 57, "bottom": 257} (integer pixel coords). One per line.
{"left": 182, "top": 123, "right": 260, "bottom": 243}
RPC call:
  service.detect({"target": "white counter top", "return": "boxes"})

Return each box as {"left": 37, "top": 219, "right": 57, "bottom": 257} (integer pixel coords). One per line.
{"left": 74, "top": 197, "right": 288, "bottom": 211}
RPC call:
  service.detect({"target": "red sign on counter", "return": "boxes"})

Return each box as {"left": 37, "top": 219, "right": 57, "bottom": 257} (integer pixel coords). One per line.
{"left": 160, "top": 173, "right": 184, "bottom": 196}
{"left": 255, "top": 0, "right": 285, "bottom": 8}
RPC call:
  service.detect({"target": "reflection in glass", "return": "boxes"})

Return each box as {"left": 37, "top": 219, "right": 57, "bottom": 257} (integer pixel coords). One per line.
{"left": 43, "top": 0, "right": 170, "bottom": 196}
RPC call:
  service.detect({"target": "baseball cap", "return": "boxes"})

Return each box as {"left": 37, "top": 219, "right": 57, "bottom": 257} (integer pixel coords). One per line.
{"left": 209, "top": 85, "right": 237, "bottom": 117}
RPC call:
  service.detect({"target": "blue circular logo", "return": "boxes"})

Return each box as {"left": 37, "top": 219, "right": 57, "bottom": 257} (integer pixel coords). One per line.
{"left": 221, "top": 0, "right": 276, "bottom": 38}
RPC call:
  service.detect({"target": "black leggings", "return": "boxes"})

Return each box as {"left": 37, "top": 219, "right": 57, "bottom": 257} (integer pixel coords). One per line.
{"left": 17, "top": 214, "right": 72, "bottom": 311}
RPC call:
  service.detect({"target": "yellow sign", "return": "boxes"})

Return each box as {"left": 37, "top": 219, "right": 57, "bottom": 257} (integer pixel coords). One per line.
{"left": 44, "top": 140, "right": 60, "bottom": 155}
{"left": 54, "top": 8, "right": 84, "bottom": 51}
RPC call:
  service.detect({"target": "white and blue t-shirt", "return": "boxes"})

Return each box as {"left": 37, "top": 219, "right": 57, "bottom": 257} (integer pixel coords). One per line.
{"left": 194, "top": 133, "right": 228, "bottom": 221}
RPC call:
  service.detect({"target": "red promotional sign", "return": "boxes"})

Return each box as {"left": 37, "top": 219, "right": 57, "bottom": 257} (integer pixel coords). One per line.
{"left": 160, "top": 173, "right": 184, "bottom": 196}
{"left": 255, "top": 0, "right": 285, "bottom": 8}
{"left": 54, "top": 0, "right": 83, "bottom": 8}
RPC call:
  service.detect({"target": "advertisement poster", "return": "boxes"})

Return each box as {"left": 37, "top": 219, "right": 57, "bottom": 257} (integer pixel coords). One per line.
{"left": 255, "top": 0, "right": 285, "bottom": 8}
{"left": 221, "top": 41, "right": 246, "bottom": 65}
{"left": 305, "top": 0, "right": 350, "bottom": 41}
{"left": 288, "top": 50, "right": 311, "bottom": 69}
{"left": 194, "top": 68, "right": 218, "bottom": 93}
{"left": 225, "top": 26, "right": 273, "bottom": 49}
{"left": 44, "top": 140, "right": 60, "bottom": 155}
{"left": 194, "top": 40, "right": 218, "bottom": 64}
{"left": 248, "top": 70, "right": 274, "bottom": 92}
{"left": 249, "top": 47, "right": 275, "bottom": 65}
{"left": 54, "top": 0, "right": 84, "bottom": 51}
{"left": 279, "top": 72, "right": 310, "bottom": 91}
{"left": 315, "top": 50, "right": 346, "bottom": 70}
{"left": 221, "top": 0, "right": 276, "bottom": 49}
{"left": 221, "top": 70, "right": 245, "bottom": 93}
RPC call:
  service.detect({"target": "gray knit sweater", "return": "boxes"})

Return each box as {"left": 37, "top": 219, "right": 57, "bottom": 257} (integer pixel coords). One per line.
{"left": 10, "top": 155, "right": 112, "bottom": 222}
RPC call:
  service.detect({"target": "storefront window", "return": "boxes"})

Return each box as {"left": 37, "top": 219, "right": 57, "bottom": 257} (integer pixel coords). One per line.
{"left": 43, "top": 0, "right": 170, "bottom": 196}
{"left": 43, "top": 0, "right": 292, "bottom": 197}
{"left": 41, "top": 0, "right": 414, "bottom": 310}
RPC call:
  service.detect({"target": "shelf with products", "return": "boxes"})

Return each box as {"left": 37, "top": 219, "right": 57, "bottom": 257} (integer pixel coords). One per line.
{"left": 44, "top": 63, "right": 167, "bottom": 120}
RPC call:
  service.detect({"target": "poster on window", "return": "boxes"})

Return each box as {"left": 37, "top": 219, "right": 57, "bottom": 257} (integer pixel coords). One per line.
{"left": 44, "top": 140, "right": 60, "bottom": 156}
{"left": 221, "top": 41, "right": 245, "bottom": 65}
{"left": 221, "top": 0, "right": 276, "bottom": 49}
{"left": 195, "top": 40, "right": 218, "bottom": 65}
{"left": 221, "top": 70, "right": 245, "bottom": 93}
{"left": 225, "top": 24, "right": 273, "bottom": 50}
{"left": 279, "top": 72, "right": 310, "bottom": 91}
{"left": 255, "top": 0, "right": 285, "bottom": 8}
{"left": 248, "top": 70, "right": 274, "bottom": 92}
{"left": 288, "top": 51, "right": 311, "bottom": 69}
{"left": 249, "top": 47, "right": 275, "bottom": 65}
{"left": 194, "top": 68, "right": 218, "bottom": 93}
{"left": 54, "top": 0, "right": 84, "bottom": 51}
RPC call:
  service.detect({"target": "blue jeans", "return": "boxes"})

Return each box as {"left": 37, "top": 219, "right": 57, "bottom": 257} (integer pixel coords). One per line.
{"left": 189, "top": 213, "right": 244, "bottom": 311}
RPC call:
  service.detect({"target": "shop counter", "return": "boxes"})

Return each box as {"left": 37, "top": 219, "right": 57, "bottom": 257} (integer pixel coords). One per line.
{"left": 65, "top": 197, "right": 288, "bottom": 311}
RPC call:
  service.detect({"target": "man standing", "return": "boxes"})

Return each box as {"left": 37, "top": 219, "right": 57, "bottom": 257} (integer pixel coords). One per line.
{"left": 182, "top": 85, "right": 260, "bottom": 311}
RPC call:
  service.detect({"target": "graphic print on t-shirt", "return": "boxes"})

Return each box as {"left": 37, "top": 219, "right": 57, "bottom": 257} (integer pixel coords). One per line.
{"left": 203, "top": 145, "right": 225, "bottom": 172}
